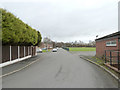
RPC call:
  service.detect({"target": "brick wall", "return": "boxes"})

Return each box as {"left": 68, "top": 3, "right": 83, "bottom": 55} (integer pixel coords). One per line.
{"left": 96, "top": 38, "right": 119, "bottom": 57}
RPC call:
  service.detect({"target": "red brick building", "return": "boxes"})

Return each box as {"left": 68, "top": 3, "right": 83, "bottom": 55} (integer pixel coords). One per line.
{"left": 40, "top": 42, "right": 53, "bottom": 49}
{"left": 96, "top": 31, "right": 120, "bottom": 57}
{"left": 96, "top": 31, "right": 120, "bottom": 70}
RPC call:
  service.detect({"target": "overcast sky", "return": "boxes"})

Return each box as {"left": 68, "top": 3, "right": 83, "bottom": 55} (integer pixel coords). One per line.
{"left": 0, "top": 0, "right": 119, "bottom": 43}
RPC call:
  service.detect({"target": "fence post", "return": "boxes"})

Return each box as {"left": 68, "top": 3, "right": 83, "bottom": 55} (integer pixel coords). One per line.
{"left": 28, "top": 46, "right": 29, "bottom": 56}
{"left": 110, "top": 51, "right": 112, "bottom": 65}
{"left": 18, "top": 46, "right": 19, "bottom": 60}
{"left": 24, "top": 46, "right": 25, "bottom": 57}
{"left": 10, "top": 45, "right": 11, "bottom": 61}
{"left": 31, "top": 46, "right": 32, "bottom": 56}
{"left": 118, "top": 51, "right": 120, "bottom": 70}
{"left": 105, "top": 50, "right": 106, "bottom": 63}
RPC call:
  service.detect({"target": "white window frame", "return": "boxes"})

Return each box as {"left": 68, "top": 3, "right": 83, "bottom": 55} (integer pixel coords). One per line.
{"left": 106, "top": 40, "right": 117, "bottom": 46}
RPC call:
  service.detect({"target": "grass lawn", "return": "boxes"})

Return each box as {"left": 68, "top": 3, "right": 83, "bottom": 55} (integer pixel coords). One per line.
{"left": 42, "top": 49, "right": 51, "bottom": 52}
{"left": 69, "top": 47, "right": 96, "bottom": 51}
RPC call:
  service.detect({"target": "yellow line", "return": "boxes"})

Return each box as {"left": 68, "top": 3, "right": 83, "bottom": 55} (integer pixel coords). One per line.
{"left": 0, "top": 58, "right": 40, "bottom": 78}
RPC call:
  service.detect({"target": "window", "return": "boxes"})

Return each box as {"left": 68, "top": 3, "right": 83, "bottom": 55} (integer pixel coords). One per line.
{"left": 119, "top": 38, "right": 120, "bottom": 42}
{"left": 106, "top": 40, "right": 117, "bottom": 46}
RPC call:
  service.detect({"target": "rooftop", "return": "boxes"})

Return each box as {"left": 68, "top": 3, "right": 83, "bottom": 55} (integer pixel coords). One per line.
{"left": 95, "top": 31, "right": 120, "bottom": 41}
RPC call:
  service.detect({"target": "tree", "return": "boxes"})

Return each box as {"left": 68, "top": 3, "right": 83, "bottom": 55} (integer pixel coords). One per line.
{"left": 43, "top": 37, "right": 52, "bottom": 44}
{"left": 43, "top": 37, "right": 53, "bottom": 49}
{"left": 35, "top": 31, "right": 42, "bottom": 46}
{"left": 88, "top": 40, "right": 95, "bottom": 47}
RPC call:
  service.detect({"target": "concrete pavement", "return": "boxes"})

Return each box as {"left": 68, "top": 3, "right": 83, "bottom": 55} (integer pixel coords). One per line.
{"left": 2, "top": 49, "right": 118, "bottom": 88}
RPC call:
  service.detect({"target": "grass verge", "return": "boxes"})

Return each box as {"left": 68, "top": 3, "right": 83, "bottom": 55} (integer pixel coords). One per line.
{"left": 81, "top": 56, "right": 119, "bottom": 77}
{"left": 42, "top": 49, "right": 51, "bottom": 52}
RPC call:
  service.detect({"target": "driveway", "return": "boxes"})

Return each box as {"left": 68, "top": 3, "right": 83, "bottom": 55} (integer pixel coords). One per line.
{"left": 2, "top": 49, "right": 118, "bottom": 88}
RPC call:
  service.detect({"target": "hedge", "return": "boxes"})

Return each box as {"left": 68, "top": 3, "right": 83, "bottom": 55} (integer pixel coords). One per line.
{"left": 1, "top": 8, "right": 42, "bottom": 46}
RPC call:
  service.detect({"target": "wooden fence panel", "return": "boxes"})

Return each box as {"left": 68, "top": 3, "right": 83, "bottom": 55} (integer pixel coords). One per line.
{"left": 11, "top": 46, "right": 18, "bottom": 60}
{"left": 20, "top": 46, "right": 24, "bottom": 58}
{"left": 32, "top": 46, "right": 36, "bottom": 56}
{"left": 25, "top": 46, "right": 28, "bottom": 56}
{"left": 2, "top": 46, "right": 10, "bottom": 63}
{"left": 32, "top": 47, "right": 34, "bottom": 56}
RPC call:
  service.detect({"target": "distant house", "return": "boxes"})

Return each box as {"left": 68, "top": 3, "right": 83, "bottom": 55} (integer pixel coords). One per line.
{"left": 40, "top": 42, "right": 53, "bottom": 49}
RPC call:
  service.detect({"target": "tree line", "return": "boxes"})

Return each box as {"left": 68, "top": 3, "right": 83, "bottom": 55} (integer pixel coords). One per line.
{"left": 55, "top": 40, "right": 95, "bottom": 48}
{"left": 41, "top": 37, "right": 95, "bottom": 48}
{"left": 1, "top": 8, "right": 42, "bottom": 46}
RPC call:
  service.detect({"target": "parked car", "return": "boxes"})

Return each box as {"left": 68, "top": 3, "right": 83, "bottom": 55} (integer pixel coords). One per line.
{"left": 37, "top": 48, "right": 42, "bottom": 53}
{"left": 56, "top": 47, "right": 59, "bottom": 50}
{"left": 52, "top": 48, "right": 57, "bottom": 52}
{"left": 42, "top": 48, "right": 47, "bottom": 50}
{"left": 49, "top": 47, "right": 53, "bottom": 49}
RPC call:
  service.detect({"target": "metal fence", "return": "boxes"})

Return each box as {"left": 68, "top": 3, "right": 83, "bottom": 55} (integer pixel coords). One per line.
{"left": 62, "top": 47, "right": 69, "bottom": 51}
{"left": 105, "top": 50, "right": 120, "bottom": 70}
{"left": 2, "top": 46, "right": 36, "bottom": 63}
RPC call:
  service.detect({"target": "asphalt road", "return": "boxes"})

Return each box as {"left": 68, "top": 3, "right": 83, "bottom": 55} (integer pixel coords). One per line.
{"left": 2, "top": 49, "right": 118, "bottom": 88}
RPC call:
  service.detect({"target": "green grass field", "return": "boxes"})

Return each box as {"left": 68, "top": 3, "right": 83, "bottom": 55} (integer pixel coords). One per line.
{"left": 42, "top": 49, "right": 51, "bottom": 52}
{"left": 69, "top": 47, "right": 96, "bottom": 51}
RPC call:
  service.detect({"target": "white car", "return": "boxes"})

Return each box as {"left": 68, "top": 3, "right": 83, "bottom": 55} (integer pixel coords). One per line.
{"left": 36, "top": 48, "right": 42, "bottom": 53}
{"left": 52, "top": 48, "right": 57, "bottom": 52}
{"left": 56, "top": 47, "right": 59, "bottom": 50}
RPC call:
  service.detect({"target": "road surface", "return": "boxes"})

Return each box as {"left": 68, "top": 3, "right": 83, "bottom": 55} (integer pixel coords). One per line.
{"left": 2, "top": 49, "right": 118, "bottom": 88}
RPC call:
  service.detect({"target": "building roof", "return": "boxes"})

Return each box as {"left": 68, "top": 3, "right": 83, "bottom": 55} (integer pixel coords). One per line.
{"left": 95, "top": 31, "right": 120, "bottom": 41}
